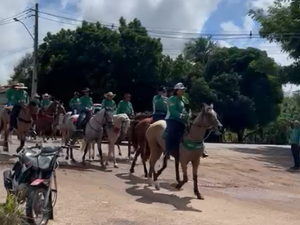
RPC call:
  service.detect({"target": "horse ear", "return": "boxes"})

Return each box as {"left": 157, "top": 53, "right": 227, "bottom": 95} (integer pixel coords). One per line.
{"left": 210, "top": 103, "right": 214, "bottom": 108}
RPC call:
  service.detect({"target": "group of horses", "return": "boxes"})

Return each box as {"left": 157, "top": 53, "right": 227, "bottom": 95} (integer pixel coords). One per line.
{"left": 0, "top": 100, "right": 222, "bottom": 200}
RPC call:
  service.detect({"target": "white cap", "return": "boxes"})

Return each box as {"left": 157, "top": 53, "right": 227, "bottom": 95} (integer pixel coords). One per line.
{"left": 174, "top": 82, "right": 186, "bottom": 90}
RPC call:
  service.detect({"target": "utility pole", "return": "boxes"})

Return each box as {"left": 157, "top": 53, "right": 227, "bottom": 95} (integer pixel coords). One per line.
{"left": 32, "top": 3, "right": 38, "bottom": 97}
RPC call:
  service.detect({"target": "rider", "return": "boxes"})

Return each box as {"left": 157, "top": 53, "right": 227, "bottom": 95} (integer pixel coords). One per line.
{"left": 5, "top": 81, "right": 19, "bottom": 106}
{"left": 77, "top": 87, "right": 93, "bottom": 130}
{"left": 32, "top": 93, "right": 40, "bottom": 107}
{"left": 40, "top": 93, "right": 52, "bottom": 108}
{"left": 69, "top": 92, "right": 80, "bottom": 115}
{"left": 116, "top": 93, "right": 134, "bottom": 117}
{"left": 152, "top": 86, "right": 168, "bottom": 122}
{"left": 165, "top": 82, "right": 189, "bottom": 158}
{"left": 9, "top": 83, "right": 29, "bottom": 132}
{"left": 102, "top": 92, "right": 116, "bottom": 110}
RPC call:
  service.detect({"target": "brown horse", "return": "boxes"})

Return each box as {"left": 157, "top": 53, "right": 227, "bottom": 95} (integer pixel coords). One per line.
{"left": 1, "top": 101, "right": 38, "bottom": 152}
{"left": 35, "top": 101, "right": 63, "bottom": 142}
{"left": 129, "top": 117, "right": 152, "bottom": 177}
{"left": 146, "top": 104, "right": 222, "bottom": 199}
{"left": 0, "top": 106, "right": 13, "bottom": 144}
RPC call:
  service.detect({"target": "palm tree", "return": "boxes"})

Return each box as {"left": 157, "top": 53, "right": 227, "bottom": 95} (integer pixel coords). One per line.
{"left": 183, "top": 36, "right": 218, "bottom": 64}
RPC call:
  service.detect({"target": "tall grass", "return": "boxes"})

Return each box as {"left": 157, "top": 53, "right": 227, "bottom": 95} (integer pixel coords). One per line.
{"left": 0, "top": 195, "right": 25, "bottom": 225}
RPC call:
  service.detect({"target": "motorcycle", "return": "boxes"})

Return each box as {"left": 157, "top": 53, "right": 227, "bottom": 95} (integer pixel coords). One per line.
{"left": 2, "top": 143, "right": 78, "bottom": 224}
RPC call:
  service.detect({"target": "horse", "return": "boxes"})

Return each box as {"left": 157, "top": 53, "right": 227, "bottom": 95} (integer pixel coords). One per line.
{"left": 35, "top": 100, "right": 63, "bottom": 142}
{"left": 1, "top": 101, "right": 39, "bottom": 152}
{"left": 50, "top": 102, "right": 66, "bottom": 140}
{"left": 146, "top": 103, "right": 222, "bottom": 199}
{"left": 129, "top": 117, "right": 152, "bottom": 177}
{"left": 65, "top": 108, "right": 114, "bottom": 162}
{"left": 82, "top": 113, "right": 130, "bottom": 168}
{"left": 0, "top": 105, "right": 13, "bottom": 144}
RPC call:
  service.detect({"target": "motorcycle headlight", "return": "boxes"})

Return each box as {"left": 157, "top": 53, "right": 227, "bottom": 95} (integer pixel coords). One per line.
{"left": 38, "top": 156, "right": 54, "bottom": 170}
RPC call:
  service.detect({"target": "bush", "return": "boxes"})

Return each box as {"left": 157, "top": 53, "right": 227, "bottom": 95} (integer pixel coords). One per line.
{"left": 0, "top": 195, "right": 25, "bottom": 225}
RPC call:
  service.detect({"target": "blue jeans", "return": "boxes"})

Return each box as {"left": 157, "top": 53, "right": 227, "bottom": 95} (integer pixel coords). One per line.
{"left": 77, "top": 109, "right": 88, "bottom": 129}
{"left": 165, "top": 119, "right": 185, "bottom": 156}
{"left": 152, "top": 113, "right": 166, "bottom": 123}
{"left": 71, "top": 108, "right": 78, "bottom": 115}
{"left": 9, "top": 105, "right": 21, "bottom": 131}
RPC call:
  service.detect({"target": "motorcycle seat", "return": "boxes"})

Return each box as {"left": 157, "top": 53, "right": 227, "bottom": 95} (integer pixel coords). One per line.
{"left": 41, "top": 146, "right": 59, "bottom": 154}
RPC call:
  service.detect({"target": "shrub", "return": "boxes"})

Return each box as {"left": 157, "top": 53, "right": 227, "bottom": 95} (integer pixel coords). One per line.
{"left": 0, "top": 195, "right": 25, "bottom": 225}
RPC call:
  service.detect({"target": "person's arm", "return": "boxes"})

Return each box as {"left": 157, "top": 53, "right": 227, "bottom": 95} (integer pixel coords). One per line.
{"left": 152, "top": 96, "right": 156, "bottom": 112}
{"left": 5, "top": 89, "right": 11, "bottom": 101}
{"left": 116, "top": 101, "right": 121, "bottom": 114}
{"left": 112, "top": 100, "right": 116, "bottom": 110}
{"left": 101, "top": 99, "right": 106, "bottom": 108}
{"left": 129, "top": 102, "right": 134, "bottom": 115}
{"left": 168, "top": 97, "right": 181, "bottom": 119}
{"left": 69, "top": 99, "right": 74, "bottom": 108}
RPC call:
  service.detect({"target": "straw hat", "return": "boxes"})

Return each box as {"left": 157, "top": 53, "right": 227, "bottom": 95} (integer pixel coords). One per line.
{"left": 16, "top": 83, "right": 28, "bottom": 89}
{"left": 104, "top": 91, "right": 116, "bottom": 98}
{"left": 81, "top": 87, "right": 91, "bottom": 92}
{"left": 34, "top": 93, "right": 40, "bottom": 98}
{"left": 174, "top": 82, "right": 186, "bottom": 90}
{"left": 43, "top": 93, "right": 50, "bottom": 97}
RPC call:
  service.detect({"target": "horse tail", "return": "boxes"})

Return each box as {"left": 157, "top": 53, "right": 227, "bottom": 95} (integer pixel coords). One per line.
{"left": 0, "top": 118, "right": 3, "bottom": 133}
{"left": 143, "top": 138, "right": 151, "bottom": 162}
{"left": 130, "top": 120, "right": 139, "bottom": 151}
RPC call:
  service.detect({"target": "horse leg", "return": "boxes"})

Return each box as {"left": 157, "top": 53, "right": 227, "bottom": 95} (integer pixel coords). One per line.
{"left": 82, "top": 142, "right": 89, "bottom": 164}
{"left": 91, "top": 142, "right": 95, "bottom": 161}
{"left": 175, "top": 156, "right": 180, "bottom": 184}
{"left": 96, "top": 139, "right": 105, "bottom": 168}
{"left": 175, "top": 159, "right": 188, "bottom": 191}
{"left": 191, "top": 157, "right": 203, "bottom": 200}
{"left": 111, "top": 141, "right": 118, "bottom": 168}
{"left": 118, "top": 144, "right": 122, "bottom": 156}
{"left": 16, "top": 135, "right": 25, "bottom": 153}
{"left": 153, "top": 153, "right": 169, "bottom": 190}
{"left": 129, "top": 147, "right": 141, "bottom": 173}
{"left": 3, "top": 129, "right": 9, "bottom": 152}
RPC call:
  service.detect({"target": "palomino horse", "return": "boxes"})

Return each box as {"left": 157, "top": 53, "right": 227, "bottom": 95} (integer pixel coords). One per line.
{"left": 1, "top": 101, "right": 39, "bottom": 152}
{"left": 0, "top": 105, "right": 13, "bottom": 144}
{"left": 146, "top": 104, "right": 222, "bottom": 199}
{"left": 81, "top": 139, "right": 96, "bottom": 161}
{"left": 35, "top": 101, "right": 64, "bottom": 142}
{"left": 82, "top": 113, "right": 130, "bottom": 168}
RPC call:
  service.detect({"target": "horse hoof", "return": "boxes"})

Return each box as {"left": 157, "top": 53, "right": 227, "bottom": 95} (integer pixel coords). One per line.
{"left": 65, "top": 156, "right": 69, "bottom": 160}
{"left": 71, "top": 158, "right": 76, "bottom": 162}
{"left": 144, "top": 174, "right": 148, "bottom": 178}
{"left": 101, "top": 164, "right": 106, "bottom": 169}
{"left": 170, "top": 183, "right": 177, "bottom": 188}
{"left": 197, "top": 194, "right": 204, "bottom": 200}
{"left": 129, "top": 168, "right": 134, "bottom": 173}
{"left": 105, "top": 162, "right": 109, "bottom": 166}
{"left": 118, "top": 153, "right": 122, "bottom": 156}
{"left": 114, "top": 164, "right": 119, "bottom": 168}
{"left": 154, "top": 182, "right": 160, "bottom": 190}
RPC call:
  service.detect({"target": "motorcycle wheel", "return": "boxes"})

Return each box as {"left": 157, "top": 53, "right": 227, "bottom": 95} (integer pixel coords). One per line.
{"left": 26, "top": 187, "right": 50, "bottom": 225}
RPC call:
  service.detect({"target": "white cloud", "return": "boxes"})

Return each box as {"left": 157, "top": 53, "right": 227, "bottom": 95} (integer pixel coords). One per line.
{"left": 0, "top": 0, "right": 223, "bottom": 86}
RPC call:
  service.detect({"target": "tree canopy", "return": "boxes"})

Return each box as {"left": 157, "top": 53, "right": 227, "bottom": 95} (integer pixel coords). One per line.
{"left": 11, "top": 17, "right": 284, "bottom": 142}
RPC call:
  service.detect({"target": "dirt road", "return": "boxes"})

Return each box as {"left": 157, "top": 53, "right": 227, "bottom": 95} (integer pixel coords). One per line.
{"left": 0, "top": 138, "right": 299, "bottom": 224}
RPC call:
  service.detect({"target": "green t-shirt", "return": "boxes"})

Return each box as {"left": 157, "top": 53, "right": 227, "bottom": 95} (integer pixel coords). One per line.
{"left": 152, "top": 95, "right": 168, "bottom": 114}
{"left": 116, "top": 100, "right": 134, "bottom": 115}
{"left": 165, "top": 95, "right": 189, "bottom": 124}
{"left": 69, "top": 97, "right": 80, "bottom": 109}
{"left": 101, "top": 98, "right": 116, "bottom": 110}
{"left": 290, "top": 127, "right": 300, "bottom": 144}
{"left": 6, "top": 88, "right": 17, "bottom": 104}
{"left": 14, "top": 90, "right": 29, "bottom": 105}
{"left": 79, "top": 96, "right": 93, "bottom": 110}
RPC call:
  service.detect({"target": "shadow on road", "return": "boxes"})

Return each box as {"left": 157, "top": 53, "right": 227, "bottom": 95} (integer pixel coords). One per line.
{"left": 58, "top": 161, "right": 113, "bottom": 172}
{"left": 229, "top": 146, "right": 298, "bottom": 172}
{"left": 115, "top": 173, "right": 202, "bottom": 213}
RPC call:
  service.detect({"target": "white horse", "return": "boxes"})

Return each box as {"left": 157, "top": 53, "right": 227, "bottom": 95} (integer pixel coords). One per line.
{"left": 67, "top": 108, "right": 114, "bottom": 162}
{"left": 82, "top": 113, "right": 130, "bottom": 168}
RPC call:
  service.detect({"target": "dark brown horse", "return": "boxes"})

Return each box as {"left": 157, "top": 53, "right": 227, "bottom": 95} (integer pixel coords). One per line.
{"left": 35, "top": 101, "right": 63, "bottom": 142}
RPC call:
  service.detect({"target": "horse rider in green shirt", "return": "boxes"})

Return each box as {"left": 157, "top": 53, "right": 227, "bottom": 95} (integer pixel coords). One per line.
{"left": 102, "top": 91, "right": 116, "bottom": 111}
{"left": 77, "top": 87, "right": 93, "bottom": 130}
{"left": 116, "top": 93, "right": 134, "bottom": 117}
{"left": 69, "top": 92, "right": 80, "bottom": 115}
{"left": 9, "top": 83, "right": 29, "bottom": 131}
{"left": 152, "top": 86, "right": 168, "bottom": 122}
{"left": 5, "top": 81, "right": 19, "bottom": 106}
{"left": 32, "top": 93, "right": 41, "bottom": 107}
{"left": 40, "top": 93, "right": 52, "bottom": 108}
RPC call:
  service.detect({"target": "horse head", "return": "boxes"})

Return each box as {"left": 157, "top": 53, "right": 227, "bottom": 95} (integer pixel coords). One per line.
{"left": 27, "top": 100, "right": 39, "bottom": 121}
{"left": 112, "top": 113, "right": 130, "bottom": 134}
{"left": 194, "top": 103, "right": 223, "bottom": 134}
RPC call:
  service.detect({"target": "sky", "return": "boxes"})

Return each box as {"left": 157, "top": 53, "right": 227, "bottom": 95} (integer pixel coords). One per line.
{"left": 0, "top": 0, "right": 298, "bottom": 93}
